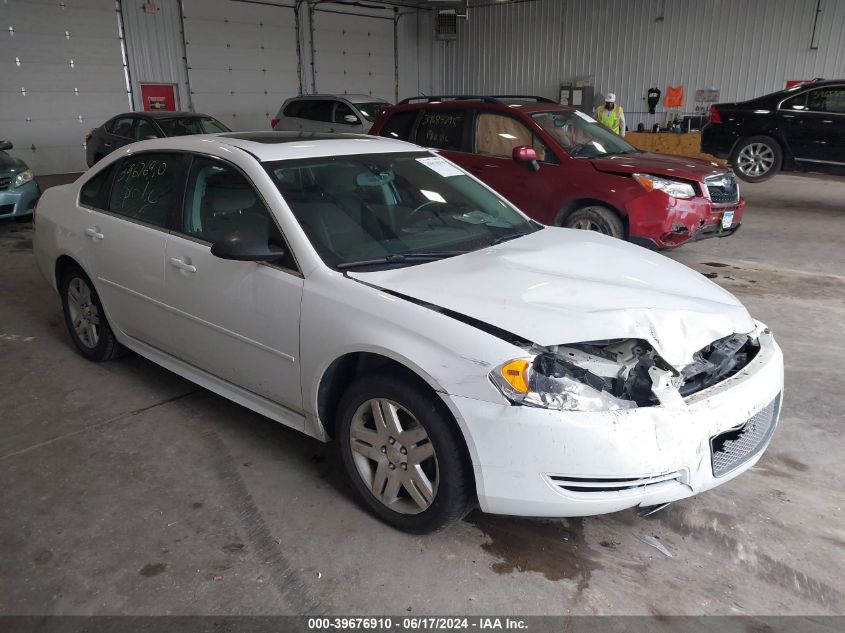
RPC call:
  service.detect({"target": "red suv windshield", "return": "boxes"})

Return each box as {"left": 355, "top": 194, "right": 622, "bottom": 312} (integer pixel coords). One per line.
{"left": 532, "top": 111, "right": 638, "bottom": 158}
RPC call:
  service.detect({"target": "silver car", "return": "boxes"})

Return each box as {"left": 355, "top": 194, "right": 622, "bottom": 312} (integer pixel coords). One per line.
{"left": 271, "top": 94, "right": 389, "bottom": 134}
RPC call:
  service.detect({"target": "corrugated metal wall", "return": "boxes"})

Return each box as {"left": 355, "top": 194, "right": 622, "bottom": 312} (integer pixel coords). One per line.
{"left": 120, "top": 0, "right": 190, "bottom": 111}
{"left": 441, "top": 0, "right": 845, "bottom": 129}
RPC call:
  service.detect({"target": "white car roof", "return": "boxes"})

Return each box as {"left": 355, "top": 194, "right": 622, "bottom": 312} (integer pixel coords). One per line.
{"left": 120, "top": 132, "right": 422, "bottom": 162}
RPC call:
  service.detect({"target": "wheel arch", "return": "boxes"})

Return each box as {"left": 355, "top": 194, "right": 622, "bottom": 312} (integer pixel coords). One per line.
{"left": 55, "top": 254, "right": 90, "bottom": 289}
{"left": 314, "top": 350, "right": 476, "bottom": 483}
{"left": 554, "top": 199, "right": 629, "bottom": 236}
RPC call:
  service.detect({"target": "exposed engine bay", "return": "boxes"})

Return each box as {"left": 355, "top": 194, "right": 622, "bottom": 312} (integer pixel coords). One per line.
{"left": 534, "top": 333, "right": 760, "bottom": 408}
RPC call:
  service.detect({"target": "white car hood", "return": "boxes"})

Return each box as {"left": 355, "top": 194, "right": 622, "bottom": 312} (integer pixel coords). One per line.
{"left": 350, "top": 228, "right": 754, "bottom": 369}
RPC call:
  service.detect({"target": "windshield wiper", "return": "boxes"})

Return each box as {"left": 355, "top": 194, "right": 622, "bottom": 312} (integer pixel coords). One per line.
{"left": 337, "top": 251, "right": 467, "bottom": 270}
{"left": 489, "top": 231, "right": 531, "bottom": 246}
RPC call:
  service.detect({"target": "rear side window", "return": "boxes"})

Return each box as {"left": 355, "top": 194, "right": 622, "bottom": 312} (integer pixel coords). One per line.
{"left": 378, "top": 110, "right": 418, "bottom": 141}
{"left": 297, "top": 100, "right": 333, "bottom": 122}
{"left": 79, "top": 164, "right": 116, "bottom": 210}
{"left": 108, "top": 153, "right": 183, "bottom": 228}
{"left": 415, "top": 110, "right": 467, "bottom": 151}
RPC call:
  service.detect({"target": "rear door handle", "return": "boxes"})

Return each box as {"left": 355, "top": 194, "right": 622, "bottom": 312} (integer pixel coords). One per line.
{"left": 84, "top": 226, "right": 104, "bottom": 240}
{"left": 169, "top": 257, "right": 197, "bottom": 273}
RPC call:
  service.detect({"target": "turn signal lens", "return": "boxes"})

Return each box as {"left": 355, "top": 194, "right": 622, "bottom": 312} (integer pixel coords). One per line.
{"left": 632, "top": 173, "right": 655, "bottom": 191}
{"left": 500, "top": 359, "right": 530, "bottom": 394}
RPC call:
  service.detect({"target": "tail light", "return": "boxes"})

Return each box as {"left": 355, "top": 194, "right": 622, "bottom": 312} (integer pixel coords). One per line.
{"left": 709, "top": 105, "right": 721, "bottom": 123}
{"left": 270, "top": 118, "right": 280, "bottom": 129}
{"left": 84, "top": 132, "right": 92, "bottom": 145}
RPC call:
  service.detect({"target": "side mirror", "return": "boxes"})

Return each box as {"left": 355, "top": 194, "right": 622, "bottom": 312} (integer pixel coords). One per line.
{"left": 210, "top": 231, "right": 285, "bottom": 262}
{"left": 0, "top": 140, "right": 12, "bottom": 151}
{"left": 513, "top": 145, "right": 540, "bottom": 172}
{"left": 343, "top": 114, "right": 360, "bottom": 124}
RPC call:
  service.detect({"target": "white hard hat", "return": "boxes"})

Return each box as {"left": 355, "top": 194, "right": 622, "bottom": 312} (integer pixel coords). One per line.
{"left": 606, "top": 93, "right": 616, "bottom": 103}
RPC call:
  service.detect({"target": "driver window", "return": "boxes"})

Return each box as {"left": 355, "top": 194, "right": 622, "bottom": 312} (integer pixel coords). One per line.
{"left": 135, "top": 119, "right": 158, "bottom": 140}
{"left": 333, "top": 102, "right": 358, "bottom": 124}
{"left": 475, "top": 113, "right": 549, "bottom": 162}
{"left": 181, "top": 156, "right": 296, "bottom": 270}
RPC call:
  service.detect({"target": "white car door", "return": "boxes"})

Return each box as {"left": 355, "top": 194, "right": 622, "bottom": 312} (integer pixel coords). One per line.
{"left": 163, "top": 154, "right": 303, "bottom": 411}
{"left": 77, "top": 152, "right": 184, "bottom": 353}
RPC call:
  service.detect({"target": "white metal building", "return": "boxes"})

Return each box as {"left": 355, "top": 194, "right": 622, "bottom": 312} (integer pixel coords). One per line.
{"left": 1, "top": 0, "right": 844, "bottom": 174}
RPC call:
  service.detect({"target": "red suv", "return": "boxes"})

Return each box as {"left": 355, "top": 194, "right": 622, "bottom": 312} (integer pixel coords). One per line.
{"left": 370, "top": 96, "right": 745, "bottom": 249}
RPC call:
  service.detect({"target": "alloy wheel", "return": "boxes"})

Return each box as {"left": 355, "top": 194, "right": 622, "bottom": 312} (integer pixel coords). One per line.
{"left": 348, "top": 398, "right": 439, "bottom": 515}
{"left": 736, "top": 142, "right": 775, "bottom": 177}
{"left": 66, "top": 277, "right": 100, "bottom": 349}
{"left": 571, "top": 217, "right": 604, "bottom": 232}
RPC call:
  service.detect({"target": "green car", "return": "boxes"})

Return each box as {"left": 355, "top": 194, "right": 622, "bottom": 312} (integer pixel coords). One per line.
{"left": 0, "top": 140, "right": 40, "bottom": 221}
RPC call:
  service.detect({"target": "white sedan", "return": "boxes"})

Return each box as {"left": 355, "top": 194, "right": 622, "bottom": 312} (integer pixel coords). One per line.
{"left": 32, "top": 132, "right": 783, "bottom": 533}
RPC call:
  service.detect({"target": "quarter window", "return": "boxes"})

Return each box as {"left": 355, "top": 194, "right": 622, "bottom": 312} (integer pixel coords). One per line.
{"left": 415, "top": 109, "right": 467, "bottom": 151}
{"left": 475, "top": 112, "right": 552, "bottom": 162}
{"left": 108, "top": 153, "right": 182, "bottom": 228}
{"left": 181, "top": 156, "right": 296, "bottom": 269}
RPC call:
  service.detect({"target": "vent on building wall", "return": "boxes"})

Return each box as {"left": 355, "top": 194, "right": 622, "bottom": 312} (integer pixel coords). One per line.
{"left": 434, "top": 4, "right": 467, "bottom": 41}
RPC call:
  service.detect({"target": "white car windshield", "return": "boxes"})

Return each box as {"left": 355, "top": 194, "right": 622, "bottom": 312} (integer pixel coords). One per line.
{"left": 532, "top": 111, "right": 638, "bottom": 158}
{"left": 265, "top": 152, "right": 538, "bottom": 269}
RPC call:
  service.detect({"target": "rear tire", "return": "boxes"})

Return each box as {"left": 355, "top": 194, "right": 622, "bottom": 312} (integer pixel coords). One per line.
{"left": 337, "top": 374, "right": 472, "bottom": 533}
{"left": 563, "top": 205, "right": 625, "bottom": 239}
{"left": 60, "top": 266, "right": 124, "bottom": 362}
{"left": 730, "top": 136, "right": 782, "bottom": 183}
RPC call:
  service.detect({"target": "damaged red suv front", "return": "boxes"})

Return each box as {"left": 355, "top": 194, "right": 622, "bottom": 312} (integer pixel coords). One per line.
{"left": 590, "top": 153, "right": 745, "bottom": 250}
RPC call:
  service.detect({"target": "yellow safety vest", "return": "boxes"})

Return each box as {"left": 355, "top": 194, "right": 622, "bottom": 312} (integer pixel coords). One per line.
{"left": 595, "top": 105, "right": 623, "bottom": 134}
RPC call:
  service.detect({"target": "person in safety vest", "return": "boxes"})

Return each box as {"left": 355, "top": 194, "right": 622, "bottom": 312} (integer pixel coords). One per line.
{"left": 595, "top": 92, "right": 626, "bottom": 137}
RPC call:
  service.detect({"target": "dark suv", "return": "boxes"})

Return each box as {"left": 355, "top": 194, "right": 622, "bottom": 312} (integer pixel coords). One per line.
{"left": 702, "top": 79, "right": 845, "bottom": 182}
{"left": 371, "top": 95, "right": 744, "bottom": 250}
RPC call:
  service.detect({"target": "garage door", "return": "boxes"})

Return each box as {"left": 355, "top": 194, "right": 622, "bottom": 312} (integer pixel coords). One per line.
{"left": 181, "top": 0, "right": 299, "bottom": 132}
{"left": 312, "top": 7, "right": 395, "bottom": 103}
{"left": 0, "top": 0, "right": 129, "bottom": 175}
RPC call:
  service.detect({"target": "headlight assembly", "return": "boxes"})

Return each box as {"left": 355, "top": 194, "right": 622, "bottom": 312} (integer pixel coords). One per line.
{"left": 633, "top": 173, "right": 696, "bottom": 199}
{"left": 489, "top": 340, "right": 680, "bottom": 412}
{"left": 14, "top": 169, "right": 34, "bottom": 188}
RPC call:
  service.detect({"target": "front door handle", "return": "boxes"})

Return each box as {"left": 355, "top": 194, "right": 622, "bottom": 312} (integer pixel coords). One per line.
{"left": 169, "top": 257, "right": 197, "bottom": 273}
{"left": 84, "top": 226, "right": 104, "bottom": 240}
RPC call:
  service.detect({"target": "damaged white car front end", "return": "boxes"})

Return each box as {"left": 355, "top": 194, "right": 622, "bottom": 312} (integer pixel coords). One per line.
{"left": 347, "top": 228, "right": 784, "bottom": 517}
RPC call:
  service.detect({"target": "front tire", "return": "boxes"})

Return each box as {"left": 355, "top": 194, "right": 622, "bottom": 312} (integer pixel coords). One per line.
{"left": 337, "top": 375, "right": 472, "bottom": 533}
{"left": 563, "top": 205, "right": 625, "bottom": 239}
{"left": 730, "top": 136, "right": 782, "bottom": 183}
{"left": 60, "top": 266, "right": 123, "bottom": 362}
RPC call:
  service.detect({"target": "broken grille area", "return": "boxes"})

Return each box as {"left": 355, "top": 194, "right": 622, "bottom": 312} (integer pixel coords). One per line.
{"left": 711, "top": 393, "right": 781, "bottom": 477}
{"left": 680, "top": 333, "right": 759, "bottom": 397}
{"left": 548, "top": 471, "right": 684, "bottom": 493}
